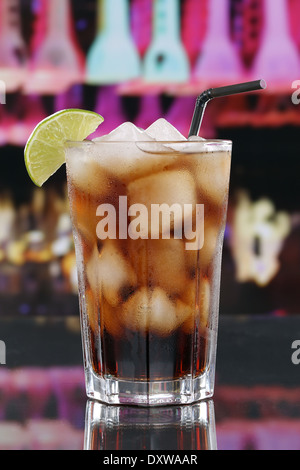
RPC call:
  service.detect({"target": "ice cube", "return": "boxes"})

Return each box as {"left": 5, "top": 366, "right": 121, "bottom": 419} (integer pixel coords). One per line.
{"left": 93, "top": 122, "right": 170, "bottom": 182}
{"left": 94, "top": 122, "right": 149, "bottom": 142}
{"left": 188, "top": 135, "right": 205, "bottom": 141}
{"left": 147, "top": 239, "right": 187, "bottom": 296}
{"left": 122, "top": 287, "right": 150, "bottom": 332}
{"left": 66, "top": 144, "right": 113, "bottom": 198}
{"left": 125, "top": 238, "right": 150, "bottom": 288}
{"left": 71, "top": 192, "right": 98, "bottom": 253}
{"left": 86, "top": 240, "right": 137, "bottom": 307}
{"left": 127, "top": 238, "right": 187, "bottom": 296}
{"left": 127, "top": 169, "right": 196, "bottom": 238}
{"left": 175, "top": 300, "right": 194, "bottom": 332}
{"left": 148, "top": 288, "right": 181, "bottom": 336}
{"left": 196, "top": 150, "right": 231, "bottom": 206}
{"left": 185, "top": 216, "right": 220, "bottom": 272}
{"left": 101, "top": 299, "right": 123, "bottom": 337}
{"left": 68, "top": 123, "right": 155, "bottom": 190}
{"left": 122, "top": 287, "right": 181, "bottom": 336}
{"left": 92, "top": 121, "right": 185, "bottom": 183}
{"left": 146, "top": 118, "right": 186, "bottom": 141}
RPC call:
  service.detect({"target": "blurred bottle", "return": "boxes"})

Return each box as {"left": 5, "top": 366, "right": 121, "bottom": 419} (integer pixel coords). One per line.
{"left": 131, "top": 0, "right": 152, "bottom": 58}
{"left": 252, "top": 0, "right": 300, "bottom": 86}
{"left": 143, "top": 0, "right": 190, "bottom": 83}
{"left": 239, "top": 0, "right": 263, "bottom": 69}
{"left": 0, "top": 0, "right": 27, "bottom": 92}
{"left": 86, "top": 0, "right": 141, "bottom": 84}
{"left": 29, "top": 0, "right": 47, "bottom": 54}
{"left": 194, "top": 0, "right": 243, "bottom": 84}
{"left": 181, "top": 0, "right": 208, "bottom": 67}
{"left": 25, "top": 0, "right": 85, "bottom": 95}
{"left": 289, "top": 0, "right": 300, "bottom": 51}
{"left": 231, "top": 0, "right": 244, "bottom": 56}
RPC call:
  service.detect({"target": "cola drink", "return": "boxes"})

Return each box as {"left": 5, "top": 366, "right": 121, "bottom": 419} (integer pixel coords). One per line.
{"left": 65, "top": 120, "right": 231, "bottom": 405}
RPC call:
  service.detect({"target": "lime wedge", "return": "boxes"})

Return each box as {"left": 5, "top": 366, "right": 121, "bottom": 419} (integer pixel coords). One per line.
{"left": 24, "top": 109, "right": 104, "bottom": 187}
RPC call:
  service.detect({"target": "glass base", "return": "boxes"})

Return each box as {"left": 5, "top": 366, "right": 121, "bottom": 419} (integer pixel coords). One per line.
{"left": 84, "top": 368, "right": 214, "bottom": 406}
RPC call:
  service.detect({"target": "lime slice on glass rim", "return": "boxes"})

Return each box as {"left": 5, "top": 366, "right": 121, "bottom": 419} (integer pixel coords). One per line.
{"left": 24, "top": 109, "right": 104, "bottom": 187}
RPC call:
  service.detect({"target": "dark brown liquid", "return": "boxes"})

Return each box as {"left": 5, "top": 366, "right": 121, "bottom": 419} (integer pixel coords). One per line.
{"left": 90, "top": 324, "right": 208, "bottom": 381}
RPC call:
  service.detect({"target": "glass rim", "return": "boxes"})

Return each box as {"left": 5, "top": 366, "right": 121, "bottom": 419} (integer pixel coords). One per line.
{"left": 64, "top": 139, "right": 232, "bottom": 148}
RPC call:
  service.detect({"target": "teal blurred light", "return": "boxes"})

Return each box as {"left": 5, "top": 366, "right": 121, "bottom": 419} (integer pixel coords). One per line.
{"left": 143, "top": 0, "right": 190, "bottom": 83}
{"left": 86, "top": 0, "right": 141, "bottom": 85}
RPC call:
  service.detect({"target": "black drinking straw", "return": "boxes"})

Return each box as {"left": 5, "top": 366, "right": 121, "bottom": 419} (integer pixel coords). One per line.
{"left": 188, "top": 79, "right": 267, "bottom": 138}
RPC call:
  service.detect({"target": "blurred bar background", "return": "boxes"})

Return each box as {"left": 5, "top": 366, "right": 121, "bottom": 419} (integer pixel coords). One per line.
{"left": 0, "top": 0, "right": 300, "bottom": 450}
{"left": 0, "top": 0, "right": 299, "bottom": 317}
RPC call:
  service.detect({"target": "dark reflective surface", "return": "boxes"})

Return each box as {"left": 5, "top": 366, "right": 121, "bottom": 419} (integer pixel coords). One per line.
{"left": 84, "top": 400, "right": 217, "bottom": 450}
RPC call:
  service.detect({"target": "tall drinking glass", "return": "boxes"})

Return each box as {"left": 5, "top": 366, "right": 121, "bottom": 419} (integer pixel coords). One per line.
{"left": 65, "top": 139, "right": 232, "bottom": 406}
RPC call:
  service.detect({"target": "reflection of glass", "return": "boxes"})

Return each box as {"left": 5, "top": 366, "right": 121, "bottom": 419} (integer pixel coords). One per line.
{"left": 84, "top": 399, "right": 217, "bottom": 450}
